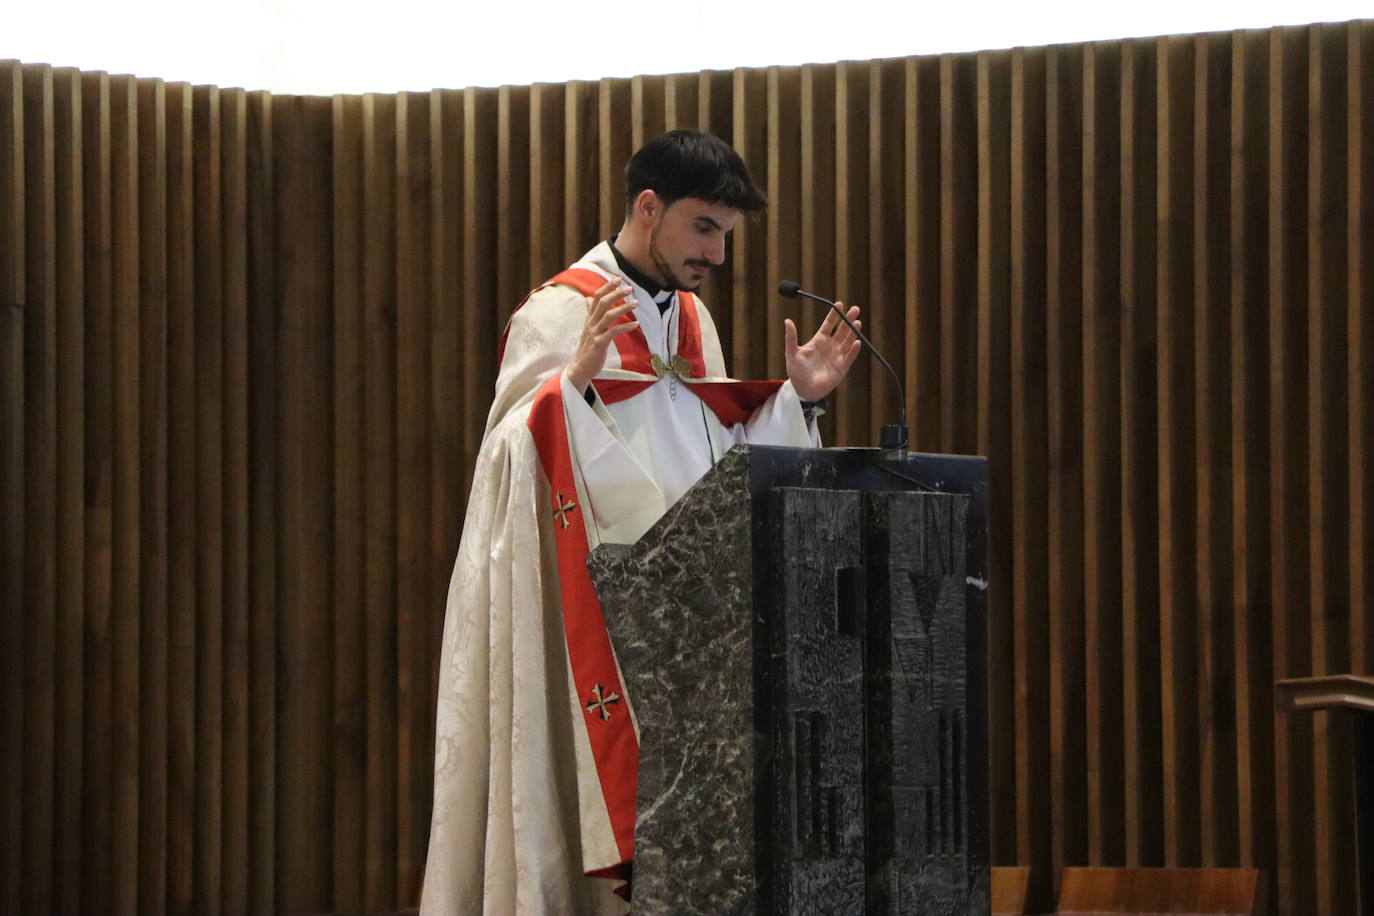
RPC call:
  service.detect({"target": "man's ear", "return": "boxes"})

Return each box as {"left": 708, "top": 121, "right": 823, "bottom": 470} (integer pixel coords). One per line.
{"left": 634, "top": 189, "right": 662, "bottom": 225}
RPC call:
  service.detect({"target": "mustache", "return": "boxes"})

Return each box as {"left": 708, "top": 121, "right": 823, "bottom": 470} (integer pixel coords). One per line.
{"left": 684, "top": 258, "right": 717, "bottom": 269}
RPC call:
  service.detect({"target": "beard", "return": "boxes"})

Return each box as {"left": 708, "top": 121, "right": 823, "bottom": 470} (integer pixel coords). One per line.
{"left": 648, "top": 223, "right": 712, "bottom": 292}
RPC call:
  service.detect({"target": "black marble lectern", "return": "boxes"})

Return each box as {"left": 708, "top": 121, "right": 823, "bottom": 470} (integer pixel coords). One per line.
{"left": 587, "top": 445, "right": 990, "bottom": 916}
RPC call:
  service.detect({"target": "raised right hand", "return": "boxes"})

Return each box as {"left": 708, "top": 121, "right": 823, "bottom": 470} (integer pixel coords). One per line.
{"left": 566, "top": 279, "right": 639, "bottom": 393}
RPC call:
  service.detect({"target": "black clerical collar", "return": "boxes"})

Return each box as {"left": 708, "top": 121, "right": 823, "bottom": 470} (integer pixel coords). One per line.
{"left": 608, "top": 236, "right": 675, "bottom": 309}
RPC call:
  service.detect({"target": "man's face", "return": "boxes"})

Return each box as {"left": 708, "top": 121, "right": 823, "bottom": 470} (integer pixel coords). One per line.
{"left": 646, "top": 196, "right": 740, "bottom": 292}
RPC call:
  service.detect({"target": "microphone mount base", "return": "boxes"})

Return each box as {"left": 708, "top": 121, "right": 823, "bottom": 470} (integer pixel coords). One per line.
{"left": 878, "top": 424, "right": 908, "bottom": 453}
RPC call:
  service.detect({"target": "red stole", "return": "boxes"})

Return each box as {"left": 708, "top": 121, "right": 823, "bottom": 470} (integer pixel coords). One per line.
{"left": 503, "top": 267, "right": 785, "bottom": 422}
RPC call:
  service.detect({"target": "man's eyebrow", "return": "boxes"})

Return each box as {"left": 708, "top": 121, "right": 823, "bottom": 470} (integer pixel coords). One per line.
{"left": 696, "top": 216, "right": 724, "bottom": 231}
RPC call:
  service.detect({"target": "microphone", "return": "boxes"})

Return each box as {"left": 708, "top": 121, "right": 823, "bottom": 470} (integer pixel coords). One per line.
{"left": 777, "top": 280, "right": 908, "bottom": 451}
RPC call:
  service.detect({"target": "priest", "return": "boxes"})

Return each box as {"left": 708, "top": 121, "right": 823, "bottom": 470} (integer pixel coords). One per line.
{"left": 420, "top": 129, "right": 863, "bottom": 915}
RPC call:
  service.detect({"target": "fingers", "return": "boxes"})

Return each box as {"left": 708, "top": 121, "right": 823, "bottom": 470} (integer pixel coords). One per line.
{"left": 830, "top": 308, "right": 861, "bottom": 348}
{"left": 601, "top": 318, "right": 640, "bottom": 341}
{"left": 580, "top": 312, "right": 632, "bottom": 352}
{"left": 600, "top": 301, "right": 637, "bottom": 327}
{"left": 834, "top": 304, "right": 861, "bottom": 334}
{"left": 817, "top": 303, "right": 840, "bottom": 336}
{"left": 583, "top": 281, "right": 637, "bottom": 342}
{"left": 586, "top": 280, "right": 635, "bottom": 322}
{"left": 844, "top": 337, "right": 863, "bottom": 368}
{"left": 583, "top": 310, "right": 638, "bottom": 352}
{"left": 569, "top": 281, "right": 638, "bottom": 391}
{"left": 590, "top": 278, "right": 630, "bottom": 304}
{"left": 784, "top": 318, "right": 799, "bottom": 359}
{"left": 816, "top": 302, "right": 862, "bottom": 340}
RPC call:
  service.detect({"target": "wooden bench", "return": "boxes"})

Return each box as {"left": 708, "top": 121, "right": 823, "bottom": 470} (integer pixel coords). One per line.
{"left": 1055, "top": 866, "right": 1267, "bottom": 916}
{"left": 992, "top": 865, "right": 1031, "bottom": 915}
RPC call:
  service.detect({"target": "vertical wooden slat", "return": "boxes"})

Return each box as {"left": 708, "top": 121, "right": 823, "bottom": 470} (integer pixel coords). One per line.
{"left": 1118, "top": 36, "right": 1163, "bottom": 868}
{"left": 220, "top": 85, "right": 250, "bottom": 916}
{"left": 0, "top": 58, "right": 24, "bottom": 916}
{"left": 1228, "top": 28, "right": 1275, "bottom": 879}
{"left": 939, "top": 50, "right": 960, "bottom": 455}
{"left": 1080, "top": 45, "right": 1103, "bottom": 869}
{"left": 630, "top": 73, "right": 664, "bottom": 151}
{"left": 728, "top": 67, "right": 766, "bottom": 380}
{"left": 496, "top": 84, "right": 530, "bottom": 325}
{"left": 461, "top": 87, "right": 497, "bottom": 490}
{"left": 834, "top": 58, "right": 868, "bottom": 400}
{"left": 245, "top": 87, "right": 277, "bottom": 916}
{"left": 1046, "top": 42, "right": 1088, "bottom": 891}
{"left": 798, "top": 62, "right": 835, "bottom": 413}
{"left": 562, "top": 81, "right": 597, "bottom": 265}
{"left": 20, "top": 61, "right": 57, "bottom": 916}
{"left": 904, "top": 55, "right": 940, "bottom": 452}
{"left": 428, "top": 90, "right": 463, "bottom": 872}
{"left": 429, "top": 88, "right": 464, "bottom": 601}
{"left": 108, "top": 72, "right": 143, "bottom": 916}
{"left": 765, "top": 65, "right": 800, "bottom": 384}
{"left": 1268, "top": 26, "right": 1315, "bottom": 914}
{"left": 362, "top": 90, "right": 398, "bottom": 912}
{"left": 1009, "top": 43, "right": 1054, "bottom": 914}
{"left": 1306, "top": 23, "right": 1354, "bottom": 916}
{"left": 1080, "top": 39, "right": 1126, "bottom": 867}
{"left": 1188, "top": 34, "right": 1217, "bottom": 869}
{"left": 1350, "top": 23, "right": 1374, "bottom": 679}
{"left": 700, "top": 69, "right": 733, "bottom": 140}
{"left": 51, "top": 65, "right": 86, "bottom": 916}
{"left": 938, "top": 53, "right": 979, "bottom": 456}
{"left": 331, "top": 89, "right": 366, "bottom": 914}
{"left": 1157, "top": 33, "right": 1201, "bottom": 868}
{"left": 1191, "top": 31, "right": 1239, "bottom": 869}
{"left": 80, "top": 68, "right": 115, "bottom": 916}
{"left": 395, "top": 89, "right": 433, "bottom": 909}
{"left": 663, "top": 72, "right": 699, "bottom": 131}
{"left": 135, "top": 75, "right": 169, "bottom": 916}
{"left": 529, "top": 83, "right": 565, "bottom": 282}
{"left": 697, "top": 65, "right": 741, "bottom": 322}
{"left": 974, "top": 47, "right": 1016, "bottom": 866}
{"left": 833, "top": 60, "right": 870, "bottom": 443}
{"left": 164, "top": 78, "right": 197, "bottom": 916}
{"left": 277, "top": 94, "right": 335, "bottom": 914}
{"left": 689, "top": 70, "right": 733, "bottom": 350}
{"left": 597, "top": 78, "right": 631, "bottom": 242}
{"left": 869, "top": 58, "right": 906, "bottom": 445}
{"left": 191, "top": 83, "right": 224, "bottom": 916}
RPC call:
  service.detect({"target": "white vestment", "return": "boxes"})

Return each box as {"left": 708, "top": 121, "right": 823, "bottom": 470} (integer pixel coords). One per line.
{"left": 420, "top": 242, "right": 816, "bottom": 915}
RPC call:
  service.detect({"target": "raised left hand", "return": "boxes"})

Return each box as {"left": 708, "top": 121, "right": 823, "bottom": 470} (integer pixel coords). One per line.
{"left": 784, "top": 302, "right": 863, "bottom": 402}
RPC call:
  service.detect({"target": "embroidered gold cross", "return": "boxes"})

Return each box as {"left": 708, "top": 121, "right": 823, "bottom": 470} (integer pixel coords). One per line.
{"left": 584, "top": 683, "right": 621, "bottom": 722}
{"left": 553, "top": 492, "right": 577, "bottom": 529}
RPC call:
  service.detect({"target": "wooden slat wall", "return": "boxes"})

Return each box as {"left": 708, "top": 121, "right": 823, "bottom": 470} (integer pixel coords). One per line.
{"left": 1, "top": 20, "right": 1372, "bottom": 915}
{"left": 2, "top": 56, "right": 27, "bottom": 916}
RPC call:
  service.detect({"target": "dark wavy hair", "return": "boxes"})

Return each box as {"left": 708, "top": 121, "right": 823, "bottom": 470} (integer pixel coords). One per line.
{"left": 624, "top": 129, "right": 768, "bottom": 214}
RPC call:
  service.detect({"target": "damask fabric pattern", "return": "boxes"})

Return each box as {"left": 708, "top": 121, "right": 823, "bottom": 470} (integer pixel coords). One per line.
{"left": 423, "top": 404, "right": 627, "bottom": 915}
{"left": 421, "top": 243, "right": 816, "bottom": 915}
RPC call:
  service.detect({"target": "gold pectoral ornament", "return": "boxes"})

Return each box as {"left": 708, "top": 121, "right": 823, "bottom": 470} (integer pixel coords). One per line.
{"left": 651, "top": 353, "right": 693, "bottom": 401}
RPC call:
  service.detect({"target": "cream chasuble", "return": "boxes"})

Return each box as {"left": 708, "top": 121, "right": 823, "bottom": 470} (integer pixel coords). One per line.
{"left": 420, "top": 242, "right": 816, "bottom": 916}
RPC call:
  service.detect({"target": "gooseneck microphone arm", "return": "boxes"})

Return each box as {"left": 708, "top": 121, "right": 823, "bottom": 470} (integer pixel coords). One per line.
{"left": 777, "top": 280, "right": 908, "bottom": 451}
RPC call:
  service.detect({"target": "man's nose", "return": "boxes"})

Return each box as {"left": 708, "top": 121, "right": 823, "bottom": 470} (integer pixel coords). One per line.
{"left": 706, "top": 234, "right": 725, "bottom": 266}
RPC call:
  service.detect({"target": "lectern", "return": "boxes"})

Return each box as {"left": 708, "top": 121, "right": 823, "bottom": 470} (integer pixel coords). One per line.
{"left": 1276, "top": 674, "right": 1374, "bottom": 916}
{"left": 587, "top": 445, "right": 990, "bottom": 915}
